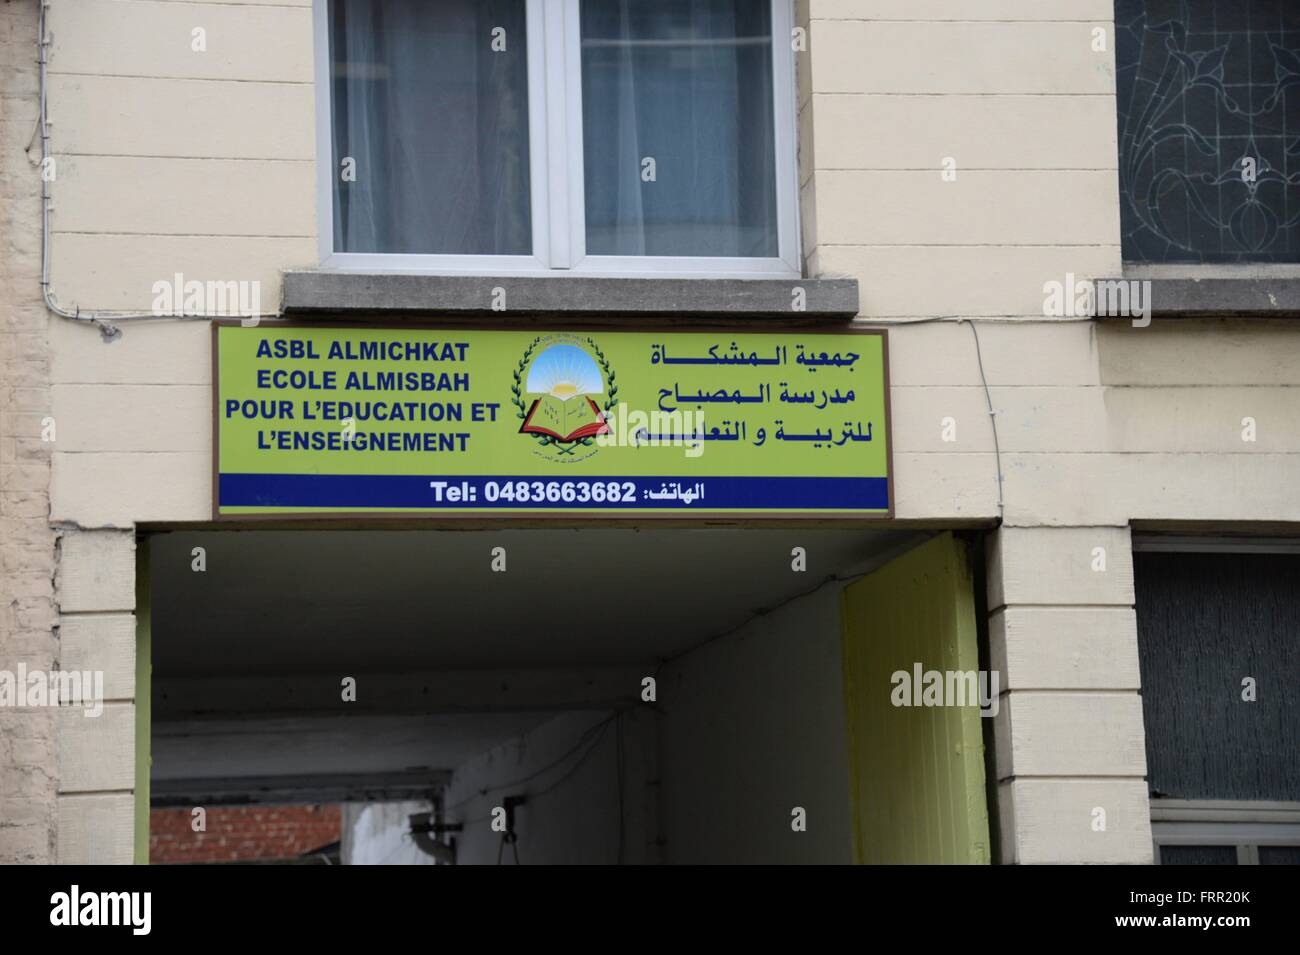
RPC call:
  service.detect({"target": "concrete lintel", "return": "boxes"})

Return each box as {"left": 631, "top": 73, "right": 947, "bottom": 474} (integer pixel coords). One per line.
{"left": 153, "top": 667, "right": 645, "bottom": 719}
{"left": 151, "top": 770, "right": 452, "bottom": 807}
{"left": 282, "top": 272, "right": 860, "bottom": 318}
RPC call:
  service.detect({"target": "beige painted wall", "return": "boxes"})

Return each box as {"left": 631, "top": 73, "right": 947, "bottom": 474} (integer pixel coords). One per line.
{"left": 45, "top": 0, "right": 315, "bottom": 526}
{"left": 17, "top": 0, "right": 1300, "bottom": 866}
{"left": 988, "top": 525, "right": 1151, "bottom": 863}
{"left": 40, "top": 0, "right": 1300, "bottom": 530}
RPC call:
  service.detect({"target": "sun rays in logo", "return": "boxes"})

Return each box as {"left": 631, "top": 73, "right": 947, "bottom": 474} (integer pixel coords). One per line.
{"left": 524, "top": 344, "right": 604, "bottom": 397}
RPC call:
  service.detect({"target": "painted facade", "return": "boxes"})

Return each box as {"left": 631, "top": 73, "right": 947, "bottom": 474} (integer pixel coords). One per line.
{"left": 1, "top": 0, "right": 1297, "bottom": 864}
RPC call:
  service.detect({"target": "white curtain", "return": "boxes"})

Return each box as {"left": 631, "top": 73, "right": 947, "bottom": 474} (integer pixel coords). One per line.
{"left": 330, "top": 0, "right": 532, "bottom": 254}
{"left": 580, "top": 0, "right": 778, "bottom": 257}
{"left": 330, "top": 0, "right": 778, "bottom": 259}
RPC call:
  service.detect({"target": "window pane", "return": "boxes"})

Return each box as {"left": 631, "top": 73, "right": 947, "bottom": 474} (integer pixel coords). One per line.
{"left": 1135, "top": 553, "right": 1300, "bottom": 801}
{"left": 1159, "top": 845, "right": 1238, "bottom": 865}
{"left": 580, "top": 0, "right": 779, "bottom": 257}
{"left": 1260, "top": 845, "right": 1300, "bottom": 864}
{"left": 1115, "top": 0, "right": 1300, "bottom": 263}
{"left": 330, "top": 0, "right": 531, "bottom": 254}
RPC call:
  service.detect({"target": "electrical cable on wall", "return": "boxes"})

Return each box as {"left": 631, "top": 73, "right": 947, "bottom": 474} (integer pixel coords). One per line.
{"left": 861, "top": 314, "right": 1009, "bottom": 522}
{"left": 962, "top": 319, "right": 1006, "bottom": 522}
{"left": 31, "top": 1, "right": 275, "bottom": 341}
{"left": 435, "top": 716, "right": 619, "bottom": 864}
{"left": 442, "top": 712, "right": 617, "bottom": 822}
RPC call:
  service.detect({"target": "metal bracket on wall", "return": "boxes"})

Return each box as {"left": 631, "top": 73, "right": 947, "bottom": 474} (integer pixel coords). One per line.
{"left": 409, "top": 812, "right": 462, "bottom": 865}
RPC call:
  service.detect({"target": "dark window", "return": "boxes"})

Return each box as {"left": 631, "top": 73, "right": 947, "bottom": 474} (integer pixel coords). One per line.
{"left": 1260, "top": 845, "right": 1300, "bottom": 864}
{"left": 1159, "top": 845, "right": 1238, "bottom": 864}
{"left": 1115, "top": 1, "right": 1300, "bottom": 263}
{"left": 1134, "top": 552, "right": 1300, "bottom": 801}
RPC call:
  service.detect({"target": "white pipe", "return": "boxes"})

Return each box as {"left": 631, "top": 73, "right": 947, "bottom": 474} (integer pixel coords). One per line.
{"left": 35, "top": 0, "right": 274, "bottom": 340}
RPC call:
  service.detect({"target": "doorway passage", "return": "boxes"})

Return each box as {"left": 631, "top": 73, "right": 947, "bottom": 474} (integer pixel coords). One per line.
{"left": 141, "top": 527, "right": 988, "bottom": 864}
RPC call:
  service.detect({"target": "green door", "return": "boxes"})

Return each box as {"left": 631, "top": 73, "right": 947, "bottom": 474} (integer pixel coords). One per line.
{"left": 840, "top": 533, "right": 990, "bottom": 864}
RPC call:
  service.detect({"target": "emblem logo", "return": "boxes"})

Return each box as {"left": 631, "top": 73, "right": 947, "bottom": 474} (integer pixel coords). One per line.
{"left": 512, "top": 337, "right": 616, "bottom": 460}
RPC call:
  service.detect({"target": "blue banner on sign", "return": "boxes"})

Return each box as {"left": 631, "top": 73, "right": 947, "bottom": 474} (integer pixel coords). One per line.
{"left": 219, "top": 474, "right": 890, "bottom": 511}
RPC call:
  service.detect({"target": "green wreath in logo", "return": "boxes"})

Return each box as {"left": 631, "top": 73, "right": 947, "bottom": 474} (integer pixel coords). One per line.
{"left": 511, "top": 337, "right": 618, "bottom": 455}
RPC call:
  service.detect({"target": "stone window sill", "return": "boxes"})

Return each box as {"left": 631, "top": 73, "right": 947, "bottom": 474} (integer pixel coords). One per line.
{"left": 1093, "top": 277, "right": 1300, "bottom": 319}
{"left": 281, "top": 272, "right": 860, "bottom": 319}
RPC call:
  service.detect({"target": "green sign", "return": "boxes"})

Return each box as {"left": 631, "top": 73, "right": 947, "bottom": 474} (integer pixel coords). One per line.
{"left": 213, "top": 323, "right": 891, "bottom": 517}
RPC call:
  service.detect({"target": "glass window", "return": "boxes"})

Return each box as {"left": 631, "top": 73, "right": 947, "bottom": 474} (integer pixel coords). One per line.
{"left": 1158, "top": 845, "right": 1238, "bottom": 865}
{"left": 1260, "top": 845, "right": 1300, "bottom": 864}
{"left": 320, "top": 0, "right": 798, "bottom": 275}
{"left": 329, "top": 0, "right": 532, "bottom": 255}
{"left": 580, "top": 0, "right": 778, "bottom": 257}
{"left": 1115, "top": 0, "right": 1300, "bottom": 263}
{"left": 1135, "top": 552, "right": 1300, "bottom": 801}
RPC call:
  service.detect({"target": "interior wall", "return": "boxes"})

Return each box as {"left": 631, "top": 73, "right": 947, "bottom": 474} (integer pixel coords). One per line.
{"left": 199, "top": 545, "right": 929, "bottom": 865}
{"left": 842, "top": 533, "right": 989, "bottom": 863}
{"left": 657, "top": 584, "right": 853, "bottom": 864}
{"left": 442, "top": 710, "right": 658, "bottom": 866}
{"left": 146, "top": 527, "right": 912, "bottom": 865}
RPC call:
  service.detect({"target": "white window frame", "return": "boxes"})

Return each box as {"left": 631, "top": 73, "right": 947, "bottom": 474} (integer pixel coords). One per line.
{"left": 313, "top": 0, "right": 801, "bottom": 278}
{"left": 1151, "top": 800, "right": 1300, "bottom": 865}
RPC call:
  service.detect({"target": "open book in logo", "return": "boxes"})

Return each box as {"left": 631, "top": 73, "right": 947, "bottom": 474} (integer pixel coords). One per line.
{"left": 514, "top": 342, "right": 613, "bottom": 455}
{"left": 519, "top": 393, "right": 608, "bottom": 443}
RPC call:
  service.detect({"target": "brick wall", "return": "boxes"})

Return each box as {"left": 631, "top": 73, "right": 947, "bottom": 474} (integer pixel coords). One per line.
{"left": 150, "top": 805, "right": 341, "bottom": 864}
{"left": 0, "top": 0, "right": 59, "bottom": 865}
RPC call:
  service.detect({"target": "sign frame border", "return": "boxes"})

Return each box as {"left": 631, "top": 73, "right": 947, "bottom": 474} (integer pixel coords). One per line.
{"left": 210, "top": 318, "right": 893, "bottom": 523}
